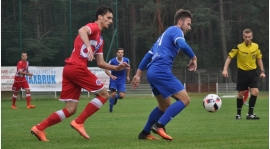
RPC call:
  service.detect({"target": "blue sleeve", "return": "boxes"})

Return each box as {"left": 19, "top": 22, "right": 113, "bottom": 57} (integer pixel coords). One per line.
{"left": 176, "top": 38, "right": 195, "bottom": 59}
{"left": 138, "top": 51, "right": 153, "bottom": 71}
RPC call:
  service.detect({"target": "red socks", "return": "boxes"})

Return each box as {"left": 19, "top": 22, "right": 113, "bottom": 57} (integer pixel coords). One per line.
{"left": 75, "top": 96, "right": 107, "bottom": 124}
{"left": 36, "top": 108, "right": 71, "bottom": 131}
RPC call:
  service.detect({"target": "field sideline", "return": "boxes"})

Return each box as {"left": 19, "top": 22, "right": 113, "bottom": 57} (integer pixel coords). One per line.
{"left": 1, "top": 92, "right": 269, "bottom": 149}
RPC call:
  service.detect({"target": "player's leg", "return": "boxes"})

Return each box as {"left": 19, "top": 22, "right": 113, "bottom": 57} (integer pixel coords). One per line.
{"left": 246, "top": 71, "right": 260, "bottom": 120}
{"left": 31, "top": 64, "right": 80, "bottom": 141}
{"left": 11, "top": 82, "right": 21, "bottom": 109}
{"left": 109, "top": 88, "right": 117, "bottom": 112}
{"left": 236, "top": 91, "right": 245, "bottom": 119}
{"left": 138, "top": 88, "right": 169, "bottom": 140}
{"left": 70, "top": 65, "right": 109, "bottom": 138}
{"left": 108, "top": 81, "right": 117, "bottom": 112}
{"left": 243, "top": 90, "right": 249, "bottom": 105}
{"left": 114, "top": 82, "right": 126, "bottom": 105}
{"left": 147, "top": 67, "right": 179, "bottom": 140}
{"left": 152, "top": 88, "right": 188, "bottom": 141}
{"left": 23, "top": 81, "right": 35, "bottom": 108}
{"left": 235, "top": 69, "right": 248, "bottom": 120}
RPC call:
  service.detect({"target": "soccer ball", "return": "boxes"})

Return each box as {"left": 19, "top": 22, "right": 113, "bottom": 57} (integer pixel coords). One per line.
{"left": 203, "top": 94, "right": 222, "bottom": 112}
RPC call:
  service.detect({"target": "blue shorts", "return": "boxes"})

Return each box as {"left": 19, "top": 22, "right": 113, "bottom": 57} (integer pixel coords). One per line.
{"left": 109, "top": 79, "right": 126, "bottom": 93}
{"left": 147, "top": 65, "right": 184, "bottom": 99}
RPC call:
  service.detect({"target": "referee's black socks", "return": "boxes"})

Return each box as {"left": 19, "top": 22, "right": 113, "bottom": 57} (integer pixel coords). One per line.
{"left": 248, "top": 95, "right": 257, "bottom": 114}
{"left": 237, "top": 98, "right": 243, "bottom": 115}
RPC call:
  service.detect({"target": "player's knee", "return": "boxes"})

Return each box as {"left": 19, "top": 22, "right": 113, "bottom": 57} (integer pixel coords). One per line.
{"left": 118, "top": 94, "right": 125, "bottom": 99}
{"left": 251, "top": 90, "right": 259, "bottom": 96}
{"left": 66, "top": 107, "right": 77, "bottom": 115}
{"left": 179, "top": 97, "right": 190, "bottom": 106}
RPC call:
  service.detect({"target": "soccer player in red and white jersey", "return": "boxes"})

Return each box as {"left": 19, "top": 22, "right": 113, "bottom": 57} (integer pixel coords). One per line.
{"left": 31, "top": 5, "right": 129, "bottom": 142}
{"left": 11, "top": 52, "right": 35, "bottom": 109}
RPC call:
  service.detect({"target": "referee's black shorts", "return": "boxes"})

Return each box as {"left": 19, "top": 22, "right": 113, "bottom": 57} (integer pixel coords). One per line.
{"left": 236, "top": 69, "right": 259, "bottom": 91}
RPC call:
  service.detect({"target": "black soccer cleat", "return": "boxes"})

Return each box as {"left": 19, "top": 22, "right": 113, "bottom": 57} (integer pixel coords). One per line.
{"left": 246, "top": 114, "right": 260, "bottom": 120}
{"left": 235, "top": 115, "right": 241, "bottom": 120}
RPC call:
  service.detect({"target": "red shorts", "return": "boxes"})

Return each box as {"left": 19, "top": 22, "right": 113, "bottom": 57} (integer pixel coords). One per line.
{"left": 60, "top": 64, "right": 104, "bottom": 101}
{"left": 12, "top": 81, "right": 29, "bottom": 91}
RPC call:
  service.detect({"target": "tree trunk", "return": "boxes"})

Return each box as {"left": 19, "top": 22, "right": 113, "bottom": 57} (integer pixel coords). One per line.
{"left": 156, "top": 0, "right": 164, "bottom": 35}
{"left": 219, "top": 0, "right": 231, "bottom": 80}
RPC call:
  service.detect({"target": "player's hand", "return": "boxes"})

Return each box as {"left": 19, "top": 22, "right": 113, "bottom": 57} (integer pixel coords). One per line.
{"left": 222, "top": 70, "right": 228, "bottom": 78}
{"left": 111, "top": 75, "right": 117, "bottom": 80}
{"left": 131, "top": 75, "right": 140, "bottom": 90}
{"left": 116, "top": 62, "right": 130, "bottom": 71}
{"left": 187, "top": 58, "right": 197, "bottom": 71}
{"left": 87, "top": 46, "right": 95, "bottom": 61}
{"left": 28, "top": 73, "right": 33, "bottom": 77}
{"left": 260, "top": 72, "right": 266, "bottom": 78}
{"left": 126, "top": 77, "right": 130, "bottom": 83}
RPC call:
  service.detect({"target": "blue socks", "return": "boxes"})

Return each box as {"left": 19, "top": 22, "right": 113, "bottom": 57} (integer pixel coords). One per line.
{"left": 158, "top": 100, "right": 186, "bottom": 126}
{"left": 109, "top": 94, "right": 119, "bottom": 112}
{"left": 143, "top": 107, "right": 164, "bottom": 133}
{"left": 109, "top": 97, "right": 114, "bottom": 112}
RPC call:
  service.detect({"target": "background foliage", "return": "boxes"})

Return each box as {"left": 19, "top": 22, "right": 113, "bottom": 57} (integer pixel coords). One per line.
{"left": 1, "top": 0, "right": 269, "bottom": 88}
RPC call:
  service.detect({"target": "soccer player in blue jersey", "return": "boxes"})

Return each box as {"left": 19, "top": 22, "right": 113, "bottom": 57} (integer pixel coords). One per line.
{"left": 131, "top": 9, "right": 197, "bottom": 140}
{"left": 105, "top": 48, "right": 130, "bottom": 112}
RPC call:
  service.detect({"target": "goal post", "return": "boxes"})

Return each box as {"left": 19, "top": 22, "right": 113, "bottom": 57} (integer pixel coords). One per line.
{"left": 216, "top": 82, "right": 237, "bottom": 98}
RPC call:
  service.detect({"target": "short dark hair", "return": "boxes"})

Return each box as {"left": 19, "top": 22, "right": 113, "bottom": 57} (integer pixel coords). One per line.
{"left": 117, "top": 48, "right": 124, "bottom": 52}
{"left": 95, "top": 5, "right": 114, "bottom": 20}
{"left": 174, "top": 9, "right": 193, "bottom": 25}
{"left": 243, "top": 28, "right": 253, "bottom": 34}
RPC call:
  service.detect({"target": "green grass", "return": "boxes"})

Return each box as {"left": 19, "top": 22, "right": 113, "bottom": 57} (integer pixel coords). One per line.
{"left": 1, "top": 93, "right": 269, "bottom": 149}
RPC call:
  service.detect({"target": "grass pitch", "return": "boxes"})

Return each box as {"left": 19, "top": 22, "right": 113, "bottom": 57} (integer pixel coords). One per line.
{"left": 1, "top": 93, "right": 269, "bottom": 149}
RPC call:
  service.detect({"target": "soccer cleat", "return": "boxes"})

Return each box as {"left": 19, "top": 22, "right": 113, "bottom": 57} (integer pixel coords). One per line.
{"left": 235, "top": 115, "right": 241, "bottom": 120}
{"left": 138, "top": 133, "right": 159, "bottom": 140}
{"left": 114, "top": 98, "right": 118, "bottom": 105}
{"left": 27, "top": 105, "right": 36, "bottom": 109}
{"left": 70, "top": 120, "right": 90, "bottom": 140}
{"left": 11, "top": 105, "right": 18, "bottom": 109}
{"left": 151, "top": 124, "right": 173, "bottom": 141}
{"left": 243, "top": 102, "right": 249, "bottom": 105}
{"left": 246, "top": 114, "right": 260, "bottom": 120}
{"left": 31, "top": 126, "right": 49, "bottom": 141}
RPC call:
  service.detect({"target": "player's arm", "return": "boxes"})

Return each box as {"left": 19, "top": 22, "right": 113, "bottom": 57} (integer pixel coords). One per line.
{"left": 18, "top": 70, "right": 32, "bottom": 76}
{"left": 256, "top": 48, "right": 266, "bottom": 78}
{"left": 131, "top": 50, "right": 153, "bottom": 89}
{"left": 175, "top": 38, "right": 197, "bottom": 71}
{"left": 78, "top": 25, "right": 94, "bottom": 61}
{"left": 126, "top": 59, "right": 131, "bottom": 83}
{"left": 222, "top": 46, "right": 238, "bottom": 78}
{"left": 96, "top": 54, "right": 129, "bottom": 71}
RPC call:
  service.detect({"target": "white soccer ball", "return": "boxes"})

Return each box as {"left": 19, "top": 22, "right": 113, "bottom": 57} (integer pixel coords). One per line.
{"left": 203, "top": 94, "right": 222, "bottom": 112}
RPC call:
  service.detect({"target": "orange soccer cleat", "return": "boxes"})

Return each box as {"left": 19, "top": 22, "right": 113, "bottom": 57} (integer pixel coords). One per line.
{"left": 151, "top": 124, "right": 173, "bottom": 141}
{"left": 31, "top": 126, "right": 49, "bottom": 141}
{"left": 27, "top": 105, "right": 36, "bottom": 109}
{"left": 138, "top": 133, "right": 159, "bottom": 140}
{"left": 70, "top": 120, "right": 90, "bottom": 140}
{"left": 11, "top": 105, "right": 18, "bottom": 109}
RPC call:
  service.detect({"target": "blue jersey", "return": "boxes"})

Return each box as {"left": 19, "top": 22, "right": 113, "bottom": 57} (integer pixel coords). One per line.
{"left": 108, "top": 57, "right": 130, "bottom": 81}
{"left": 148, "top": 26, "right": 184, "bottom": 69}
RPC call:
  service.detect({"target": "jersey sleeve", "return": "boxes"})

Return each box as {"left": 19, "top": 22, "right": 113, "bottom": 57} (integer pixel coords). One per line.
{"left": 256, "top": 45, "right": 262, "bottom": 59}
{"left": 228, "top": 45, "right": 239, "bottom": 58}
{"left": 17, "top": 61, "right": 23, "bottom": 71}
{"left": 171, "top": 27, "right": 185, "bottom": 45}
{"left": 125, "top": 57, "right": 130, "bottom": 64}
{"left": 85, "top": 23, "right": 96, "bottom": 35}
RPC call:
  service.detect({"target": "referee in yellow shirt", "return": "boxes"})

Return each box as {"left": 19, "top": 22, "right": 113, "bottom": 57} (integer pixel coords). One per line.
{"left": 222, "top": 28, "right": 266, "bottom": 120}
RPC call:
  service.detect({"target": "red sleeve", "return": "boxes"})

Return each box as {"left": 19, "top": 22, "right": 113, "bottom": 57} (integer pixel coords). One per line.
{"left": 17, "top": 61, "right": 23, "bottom": 71}
{"left": 86, "top": 23, "right": 98, "bottom": 35}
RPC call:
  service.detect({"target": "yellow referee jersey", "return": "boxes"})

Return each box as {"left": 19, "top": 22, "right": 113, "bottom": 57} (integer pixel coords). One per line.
{"left": 228, "top": 42, "right": 262, "bottom": 71}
